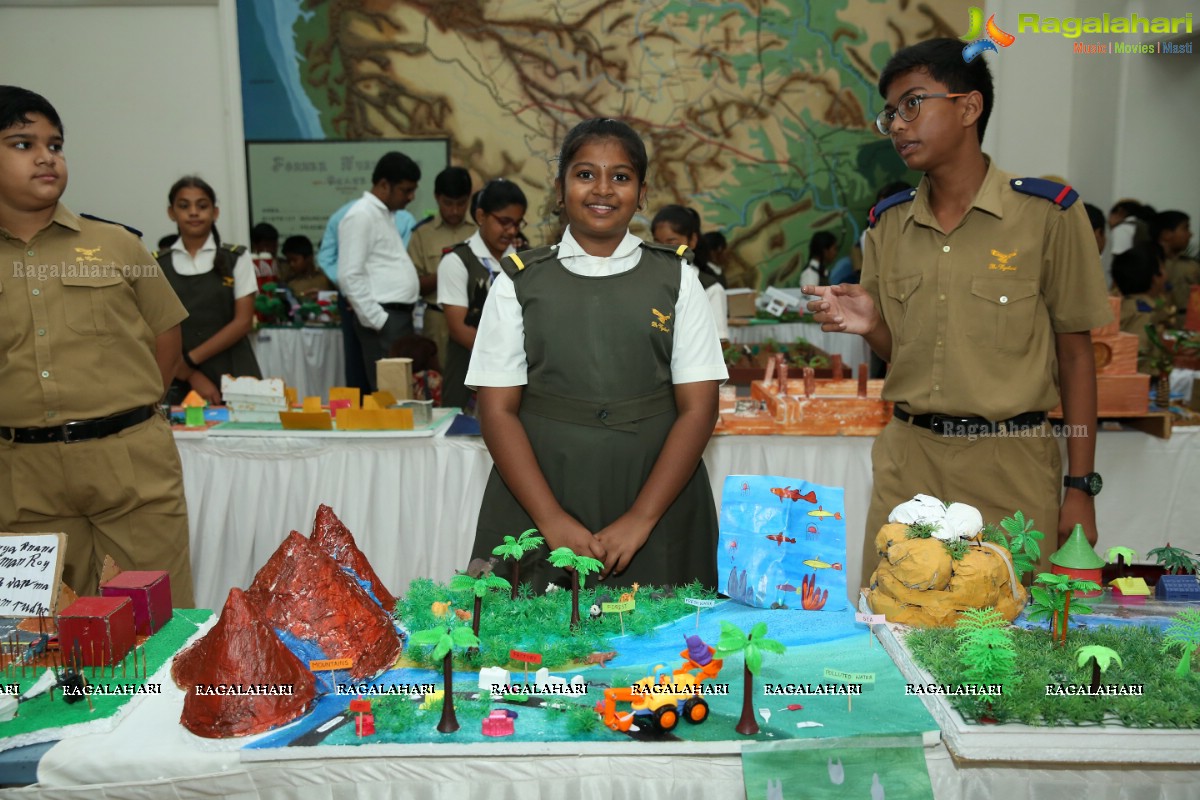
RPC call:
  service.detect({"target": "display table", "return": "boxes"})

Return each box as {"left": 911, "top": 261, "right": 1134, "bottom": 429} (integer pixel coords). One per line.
{"left": 175, "top": 427, "right": 1200, "bottom": 612}
{"left": 727, "top": 320, "right": 873, "bottom": 368}
{"left": 251, "top": 327, "right": 343, "bottom": 401}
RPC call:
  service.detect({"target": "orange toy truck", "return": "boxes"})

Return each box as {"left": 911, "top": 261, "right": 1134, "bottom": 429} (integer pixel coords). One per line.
{"left": 596, "top": 635, "right": 724, "bottom": 734}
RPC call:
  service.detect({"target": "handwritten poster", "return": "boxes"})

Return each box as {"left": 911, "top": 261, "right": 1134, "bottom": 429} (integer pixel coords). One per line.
{"left": 0, "top": 532, "right": 65, "bottom": 617}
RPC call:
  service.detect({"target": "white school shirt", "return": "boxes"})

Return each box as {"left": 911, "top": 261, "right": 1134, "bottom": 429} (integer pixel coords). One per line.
{"left": 466, "top": 227, "right": 728, "bottom": 388}
{"left": 435, "top": 230, "right": 513, "bottom": 308}
{"left": 168, "top": 234, "right": 256, "bottom": 300}
{"left": 700, "top": 273, "right": 729, "bottom": 340}
{"left": 337, "top": 191, "right": 420, "bottom": 330}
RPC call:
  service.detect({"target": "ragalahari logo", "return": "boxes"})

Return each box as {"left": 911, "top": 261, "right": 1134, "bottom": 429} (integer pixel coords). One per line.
{"left": 961, "top": 7, "right": 1016, "bottom": 62}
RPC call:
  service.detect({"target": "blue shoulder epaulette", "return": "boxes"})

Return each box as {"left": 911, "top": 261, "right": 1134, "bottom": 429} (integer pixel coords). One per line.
{"left": 1136, "top": 299, "right": 1154, "bottom": 313}
{"left": 867, "top": 189, "right": 917, "bottom": 228}
{"left": 79, "top": 213, "right": 143, "bottom": 238}
{"left": 412, "top": 214, "right": 436, "bottom": 231}
{"left": 1010, "top": 178, "right": 1078, "bottom": 210}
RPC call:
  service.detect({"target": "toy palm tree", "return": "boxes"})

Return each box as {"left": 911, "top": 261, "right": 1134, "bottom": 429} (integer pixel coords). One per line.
{"left": 546, "top": 547, "right": 604, "bottom": 631}
{"left": 1105, "top": 546, "right": 1137, "bottom": 578}
{"left": 1161, "top": 608, "right": 1200, "bottom": 678}
{"left": 999, "top": 511, "right": 1043, "bottom": 582}
{"left": 1075, "top": 645, "right": 1122, "bottom": 692}
{"left": 1034, "top": 573, "right": 1102, "bottom": 644}
{"left": 715, "top": 620, "right": 785, "bottom": 735}
{"left": 408, "top": 625, "right": 480, "bottom": 733}
{"left": 1147, "top": 543, "right": 1200, "bottom": 575}
{"left": 491, "top": 528, "right": 545, "bottom": 599}
{"left": 955, "top": 607, "right": 1016, "bottom": 686}
{"left": 448, "top": 559, "right": 511, "bottom": 642}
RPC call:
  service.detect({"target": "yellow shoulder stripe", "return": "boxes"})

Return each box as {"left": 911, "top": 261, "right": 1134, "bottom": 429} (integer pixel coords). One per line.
{"left": 510, "top": 253, "right": 526, "bottom": 271}
{"left": 676, "top": 244, "right": 687, "bottom": 256}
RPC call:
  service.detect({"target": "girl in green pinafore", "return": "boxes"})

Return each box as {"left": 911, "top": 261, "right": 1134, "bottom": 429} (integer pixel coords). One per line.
{"left": 156, "top": 176, "right": 261, "bottom": 405}
{"left": 466, "top": 119, "right": 727, "bottom": 590}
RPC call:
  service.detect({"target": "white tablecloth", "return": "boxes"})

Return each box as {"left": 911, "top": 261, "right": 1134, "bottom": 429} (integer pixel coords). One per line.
{"left": 251, "top": 327, "right": 344, "bottom": 401}
{"left": 175, "top": 427, "right": 1200, "bottom": 612}
{"left": 727, "top": 321, "right": 873, "bottom": 369}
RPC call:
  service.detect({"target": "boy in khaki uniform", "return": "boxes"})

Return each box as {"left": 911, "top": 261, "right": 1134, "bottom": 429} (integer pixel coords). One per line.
{"left": 407, "top": 167, "right": 474, "bottom": 367}
{"left": 806, "top": 41, "right": 1112, "bottom": 592}
{"left": 0, "top": 86, "right": 194, "bottom": 606}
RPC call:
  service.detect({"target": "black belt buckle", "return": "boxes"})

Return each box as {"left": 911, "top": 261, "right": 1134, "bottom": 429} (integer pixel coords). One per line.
{"left": 930, "top": 414, "right": 985, "bottom": 437}
{"left": 62, "top": 419, "right": 92, "bottom": 444}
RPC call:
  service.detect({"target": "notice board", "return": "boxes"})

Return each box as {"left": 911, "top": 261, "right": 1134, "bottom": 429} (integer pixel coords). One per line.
{"left": 246, "top": 139, "right": 449, "bottom": 245}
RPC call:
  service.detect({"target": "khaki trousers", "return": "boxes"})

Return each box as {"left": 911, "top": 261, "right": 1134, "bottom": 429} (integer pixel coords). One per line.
{"left": 0, "top": 415, "right": 194, "bottom": 607}
{"left": 861, "top": 417, "right": 1061, "bottom": 593}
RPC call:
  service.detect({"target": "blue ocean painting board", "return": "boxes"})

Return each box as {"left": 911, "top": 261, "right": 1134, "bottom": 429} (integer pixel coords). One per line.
{"left": 718, "top": 476, "right": 847, "bottom": 611}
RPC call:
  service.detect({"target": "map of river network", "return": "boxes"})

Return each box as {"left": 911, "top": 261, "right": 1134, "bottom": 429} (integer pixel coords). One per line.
{"left": 238, "top": 0, "right": 958, "bottom": 287}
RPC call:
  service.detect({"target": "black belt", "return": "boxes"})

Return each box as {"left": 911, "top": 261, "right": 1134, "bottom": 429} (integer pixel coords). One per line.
{"left": 893, "top": 407, "right": 1047, "bottom": 437}
{"left": 1, "top": 405, "right": 157, "bottom": 445}
{"left": 521, "top": 387, "right": 676, "bottom": 433}
{"left": 424, "top": 304, "right": 443, "bottom": 314}
{"left": 381, "top": 302, "right": 415, "bottom": 312}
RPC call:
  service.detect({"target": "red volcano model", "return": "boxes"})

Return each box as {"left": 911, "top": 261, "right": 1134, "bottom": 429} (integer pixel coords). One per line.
{"left": 309, "top": 504, "right": 397, "bottom": 611}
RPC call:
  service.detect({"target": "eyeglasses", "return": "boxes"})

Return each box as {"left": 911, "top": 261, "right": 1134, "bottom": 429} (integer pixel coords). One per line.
{"left": 487, "top": 212, "right": 526, "bottom": 231}
{"left": 875, "top": 93, "right": 968, "bottom": 135}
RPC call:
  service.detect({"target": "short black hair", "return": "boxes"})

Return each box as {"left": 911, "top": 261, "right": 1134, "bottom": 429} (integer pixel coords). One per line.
{"left": 556, "top": 118, "right": 648, "bottom": 185}
{"left": 702, "top": 231, "right": 727, "bottom": 252}
{"left": 1083, "top": 203, "right": 1105, "bottom": 233}
{"left": 0, "top": 85, "right": 63, "bottom": 136}
{"left": 878, "top": 38, "right": 994, "bottom": 143}
{"left": 1112, "top": 244, "right": 1162, "bottom": 296}
{"left": 251, "top": 222, "right": 279, "bottom": 245}
{"left": 372, "top": 152, "right": 421, "bottom": 185}
{"left": 281, "top": 235, "right": 313, "bottom": 257}
{"left": 651, "top": 204, "right": 711, "bottom": 267}
{"left": 434, "top": 166, "right": 472, "bottom": 198}
{"left": 1152, "top": 210, "right": 1189, "bottom": 241}
{"left": 473, "top": 178, "right": 528, "bottom": 216}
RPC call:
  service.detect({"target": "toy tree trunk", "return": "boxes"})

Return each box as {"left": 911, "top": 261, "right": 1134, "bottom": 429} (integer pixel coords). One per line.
{"left": 1061, "top": 591, "right": 1072, "bottom": 645}
{"left": 510, "top": 563, "right": 521, "bottom": 599}
{"left": 437, "top": 651, "right": 459, "bottom": 733}
{"left": 1156, "top": 373, "right": 1170, "bottom": 408}
{"left": 1089, "top": 659, "right": 1102, "bottom": 692}
{"left": 570, "top": 572, "right": 581, "bottom": 631}
{"left": 736, "top": 660, "right": 759, "bottom": 735}
{"left": 469, "top": 595, "right": 483, "bottom": 657}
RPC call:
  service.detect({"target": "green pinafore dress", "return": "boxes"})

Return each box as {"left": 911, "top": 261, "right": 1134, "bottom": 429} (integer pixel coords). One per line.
{"left": 471, "top": 242, "right": 719, "bottom": 590}
{"left": 442, "top": 242, "right": 492, "bottom": 410}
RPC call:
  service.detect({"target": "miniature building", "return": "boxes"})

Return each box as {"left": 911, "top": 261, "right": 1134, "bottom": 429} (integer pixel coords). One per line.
{"left": 354, "top": 713, "right": 376, "bottom": 736}
{"left": 181, "top": 390, "right": 207, "bottom": 427}
{"left": 482, "top": 709, "right": 516, "bottom": 737}
{"left": 1155, "top": 574, "right": 1200, "bottom": 601}
{"left": 57, "top": 596, "right": 136, "bottom": 667}
{"left": 1049, "top": 525, "right": 1106, "bottom": 598}
{"left": 101, "top": 570, "right": 173, "bottom": 636}
{"left": 1110, "top": 577, "right": 1151, "bottom": 605}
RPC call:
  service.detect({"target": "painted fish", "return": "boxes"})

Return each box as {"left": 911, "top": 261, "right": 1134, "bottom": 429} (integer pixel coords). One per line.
{"left": 802, "top": 558, "right": 843, "bottom": 571}
{"left": 776, "top": 583, "right": 797, "bottom": 592}
{"left": 782, "top": 703, "right": 805, "bottom": 711}
{"left": 808, "top": 506, "right": 842, "bottom": 520}
{"left": 765, "top": 533, "right": 797, "bottom": 546}
{"left": 769, "top": 486, "right": 817, "bottom": 503}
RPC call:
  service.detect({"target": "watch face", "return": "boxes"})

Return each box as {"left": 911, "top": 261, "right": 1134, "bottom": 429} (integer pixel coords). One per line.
{"left": 1087, "top": 473, "right": 1103, "bottom": 495}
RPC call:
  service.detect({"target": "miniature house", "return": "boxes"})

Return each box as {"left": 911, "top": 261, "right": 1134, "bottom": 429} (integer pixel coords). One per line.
{"left": 1155, "top": 574, "right": 1200, "bottom": 602}
{"left": 482, "top": 709, "right": 516, "bottom": 737}
{"left": 181, "top": 390, "right": 207, "bottom": 427}
{"left": 101, "top": 570, "right": 172, "bottom": 636}
{"left": 1110, "top": 577, "right": 1152, "bottom": 605}
{"left": 57, "top": 596, "right": 136, "bottom": 667}
{"left": 1049, "top": 524, "right": 1106, "bottom": 598}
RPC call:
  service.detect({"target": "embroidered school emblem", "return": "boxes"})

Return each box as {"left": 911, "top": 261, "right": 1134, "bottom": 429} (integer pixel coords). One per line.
{"left": 988, "top": 249, "right": 1018, "bottom": 272}
{"left": 74, "top": 247, "right": 103, "bottom": 263}
{"left": 222, "top": 276, "right": 236, "bottom": 288}
{"left": 651, "top": 308, "right": 672, "bottom": 333}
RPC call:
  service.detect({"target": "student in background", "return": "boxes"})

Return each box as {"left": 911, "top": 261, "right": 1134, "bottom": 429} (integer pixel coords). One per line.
{"left": 651, "top": 204, "right": 729, "bottom": 341}
{"left": 317, "top": 170, "right": 421, "bottom": 394}
{"left": 157, "top": 176, "right": 261, "bottom": 405}
{"left": 1113, "top": 244, "right": 1171, "bottom": 373}
{"left": 0, "top": 85, "right": 193, "bottom": 605}
{"left": 467, "top": 118, "right": 726, "bottom": 589}
{"left": 801, "top": 230, "right": 839, "bottom": 295}
{"left": 408, "top": 166, "right": 475, "bottom": 369}
{"left": 701, "top": 230, "right": 730, "bottom": 287}
{"left": 438, "top": 178, "right": 527, "bottom": 410}
{"left": 1152, "top": 210, "right": 1198, "bottom": 326}
{"left": 281, "top": 235, "right": 333, "bottom": 298}
{"left": 1083, "top": 202, "right": 1106, "bottom": 254}
{"left": 250, "top": 222, "right": 280, "bottom": 284}
{"left": 1108, "top": 199, "right": 1153, "bottom": 256}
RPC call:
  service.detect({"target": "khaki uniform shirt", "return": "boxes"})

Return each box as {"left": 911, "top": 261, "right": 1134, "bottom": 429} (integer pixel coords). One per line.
{"left": 1165, "top": 255, "right": 1199, "bottom": 326}
{"left": 862, "top": 159, "right": 1112, "bottom": 419}
{"left": 0, "top": 204, "right": 187, "bottom": 427}
{"left": 407, "top": 217, "right": 476, "bottom": 305}
{"left": 1119, "top": 292, "right": 1171, "bottom": 373}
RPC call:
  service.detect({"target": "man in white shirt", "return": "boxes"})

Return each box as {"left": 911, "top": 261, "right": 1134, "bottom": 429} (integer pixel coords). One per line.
{"left": 336, "top": 152, "right": 422, "bottom": 390}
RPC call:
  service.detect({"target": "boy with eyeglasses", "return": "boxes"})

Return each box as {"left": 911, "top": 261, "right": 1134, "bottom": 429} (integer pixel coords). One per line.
{"left": 806, "top": 39, "right": 1111, "bottom": 592}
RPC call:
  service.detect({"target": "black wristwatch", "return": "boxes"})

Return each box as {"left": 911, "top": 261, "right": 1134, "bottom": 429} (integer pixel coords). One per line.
{"left": 1064, "top": 472, "right": 1103, "bottom": 496}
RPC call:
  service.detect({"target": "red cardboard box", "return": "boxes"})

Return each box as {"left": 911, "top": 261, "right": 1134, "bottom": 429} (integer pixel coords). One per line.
{"left": 101, "top": 570, "right": 172, "bottom": 635}
{"left": 57, "top": 596, "right": 136, "bottom": 667}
